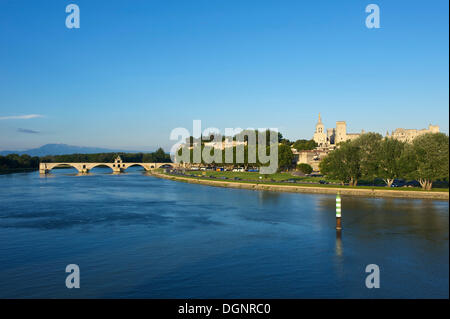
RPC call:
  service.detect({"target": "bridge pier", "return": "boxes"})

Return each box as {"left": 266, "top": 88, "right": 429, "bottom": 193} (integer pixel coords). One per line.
{"left": 39, "top": 163, "right": 49, "bottom": 175}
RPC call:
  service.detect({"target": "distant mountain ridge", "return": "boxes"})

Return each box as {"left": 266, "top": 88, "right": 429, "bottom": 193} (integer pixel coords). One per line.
{"left": 0, "top": 144, "right": 143, "bottom": 157}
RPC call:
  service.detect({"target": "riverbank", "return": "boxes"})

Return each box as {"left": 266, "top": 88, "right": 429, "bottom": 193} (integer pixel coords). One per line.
{"left": 151, "top": 171, "right": 449, "bottom": 200}
{"left": 0, "top": 168, "right": 37, "bottom": 175}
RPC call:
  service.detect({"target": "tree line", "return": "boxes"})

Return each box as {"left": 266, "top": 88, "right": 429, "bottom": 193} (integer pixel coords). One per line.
{"left": 177, "top": 130, "right": 295, "bottom": 171}
{"left": 176, "top": 143, "right": 295, "bottom": 171}
{"left": 176, "top": 130, "right": 320, "bottom": 172}
{"left": 319, "top": 132, "right": 449, "bottom": 189}
{"left": 0, "top": 154, "right": 40, "bottom": 172}
{"left": 0, "top": 148, "right": 171, "bottom": 173}
{"left": 40, "top": 148, "right": 171, "bottom": 163}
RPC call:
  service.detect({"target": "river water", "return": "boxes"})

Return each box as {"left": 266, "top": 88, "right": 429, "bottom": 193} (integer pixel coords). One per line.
{"left": 0, "top": 167, "right": 448, "bottom": 298}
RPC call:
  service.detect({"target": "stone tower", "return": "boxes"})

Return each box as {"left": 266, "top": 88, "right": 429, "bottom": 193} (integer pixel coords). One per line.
{"left": 428, "top": 124, "right": 440, "bottom": 133}
{"left": 335, "top": 121, "right": 347, "bottom": 144}
{"left": 313, "top": 113, "right": 327, "bottom": 147}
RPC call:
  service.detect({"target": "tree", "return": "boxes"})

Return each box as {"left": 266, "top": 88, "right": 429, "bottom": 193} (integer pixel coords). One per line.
{"left": 0, "top": 154, "right": 40, "bottom": 172}
{"left": 277, "top": 144, "right": 294, "bottom": 171}
{"left": 409, "top": 133, "right": 449, "bottom": 190}
{"left": 152, "top": 148, "right": 170, "bottom": 162}
{"left": 319, "top": 140, "right": 361, "bottom": 186}
{"left": 293, "top": 139, "right": 318, "bottom": 151}
{"left": 354, "top": 133, "right": 383, "bottom": 182}
{"left": 297, "top": 163, "right": 313, "bottom": 174}
{"left": 377, "top": 137, "right": 406, "bottom": 187}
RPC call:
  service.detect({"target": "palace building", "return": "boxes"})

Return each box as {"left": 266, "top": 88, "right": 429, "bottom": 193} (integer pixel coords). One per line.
{"left": 313, "top": 113, "right": 439, "bottom": 147}
{"left": 294, "top": 114, "right": 440, "bottom": 172}
{"left": 387, "top": 125, "right": 440, "bottom": 143}
{"left": 313, "top": 113, "right": 365, "bottom": 148}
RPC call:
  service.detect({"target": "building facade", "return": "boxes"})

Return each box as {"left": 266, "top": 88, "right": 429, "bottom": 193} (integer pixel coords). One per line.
{"left": 292, "top": 148, "right": 330, "bottom": 172}
{"left": 313, "top": 113, "right": 364, "bottom": 148}
{"left": 296, "top": 114, "right": 440, "bottom": 172}
{"left": 387, "top": 125, "right": 440, "bottom": 143}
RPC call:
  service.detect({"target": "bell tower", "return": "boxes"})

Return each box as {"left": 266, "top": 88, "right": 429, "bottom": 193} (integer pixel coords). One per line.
{"left": 313, "top": 113, "right": 327, "bottom": 147}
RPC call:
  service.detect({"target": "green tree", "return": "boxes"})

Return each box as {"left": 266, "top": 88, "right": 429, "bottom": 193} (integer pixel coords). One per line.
{"left": 277, "top": 144, "right": 294, "bottom": 171}
{"left": 319, "top": 141, "right": 361, "bottom": 186}
{"left": 152, "top": 147, "right": 169, "bottom": 162}
{"left": 297, "top": 163, "right": 313, "bottom": 174}
{"left": 293, "top": 139, "right": 318, "bottom": 151}
{"left": 355, "top": 133, "right": 383, "bottom": 182}
{"left": 377, "top": 137, "right": 406, "bottom": 187}
{"left": 0, "top": 154, "right": 40, "bottom": 173}
{"left": 409, "top": 133, "right": 449, "bottom": 190}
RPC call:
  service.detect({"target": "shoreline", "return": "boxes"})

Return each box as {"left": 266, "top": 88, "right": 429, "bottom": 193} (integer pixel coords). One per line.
{"left": 151, "top": 172, "right": 449, "bottom": 200}
{"left": 0, "top": 168, "right": 37, "bottom": 175}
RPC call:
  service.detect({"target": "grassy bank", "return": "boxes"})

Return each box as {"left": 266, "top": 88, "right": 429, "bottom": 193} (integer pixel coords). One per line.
{"left": 174, "top": 170, "right": 449, "bottom": 192}
{"left": 151, "top": 170, "right": 449, "bottom": 200}
{"left": 187, "top": 170, "right": 340, "bottom": 183}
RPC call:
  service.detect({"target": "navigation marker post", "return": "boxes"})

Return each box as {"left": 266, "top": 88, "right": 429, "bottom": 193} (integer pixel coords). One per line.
{"left": 336, "top": 193, "right": 342, "bottom": 230}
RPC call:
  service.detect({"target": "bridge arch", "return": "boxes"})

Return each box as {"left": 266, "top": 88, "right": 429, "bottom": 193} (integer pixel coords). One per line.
{"left": 124, "top": 163, "right": 148, "bottom": 171}
{"left": 89, "top": 163, "right": 114, "bottom": 173}
{"left": 47, "top": 163, "right": 81, "bottom": 173}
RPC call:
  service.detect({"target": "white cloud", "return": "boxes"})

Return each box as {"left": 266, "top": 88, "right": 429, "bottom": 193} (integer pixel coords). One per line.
{"left": 0, "top": 114, "right": 44, "bottom": 120}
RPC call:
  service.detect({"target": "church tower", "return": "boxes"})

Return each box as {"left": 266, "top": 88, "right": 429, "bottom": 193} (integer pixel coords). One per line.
{"left": 313, "top": 113, "right": 327, "bottom": 147}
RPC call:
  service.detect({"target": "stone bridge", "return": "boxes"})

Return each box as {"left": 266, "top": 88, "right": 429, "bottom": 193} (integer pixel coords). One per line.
{"left": 39, "top": 156, "right": 180, "bottom": 174}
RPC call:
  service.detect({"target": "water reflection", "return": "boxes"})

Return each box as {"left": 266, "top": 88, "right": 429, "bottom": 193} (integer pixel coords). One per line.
{"left": 336, "top": 230, "right": 343, "bottom": 257}
{"left": 257, "top": 191, "right": 282, "bottom": 205}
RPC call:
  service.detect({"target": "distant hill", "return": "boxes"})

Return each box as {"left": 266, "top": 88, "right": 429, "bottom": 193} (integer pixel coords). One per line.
{"left": 0, "top": 144, "right": 142, "bottom": 157}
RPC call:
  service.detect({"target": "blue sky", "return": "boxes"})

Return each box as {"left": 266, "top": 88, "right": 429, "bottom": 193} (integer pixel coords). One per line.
{"left": 0, "top": 0, "right": 448, "bottom": 151}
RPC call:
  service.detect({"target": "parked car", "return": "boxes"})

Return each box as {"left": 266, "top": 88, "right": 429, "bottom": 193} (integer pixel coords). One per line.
{"left": 390, "top": 179, "right": 406, "bottom": 187}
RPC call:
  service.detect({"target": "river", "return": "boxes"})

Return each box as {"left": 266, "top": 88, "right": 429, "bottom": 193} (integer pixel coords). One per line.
{"left": 0, "top": 167, "right": 448, "bottom": 298}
